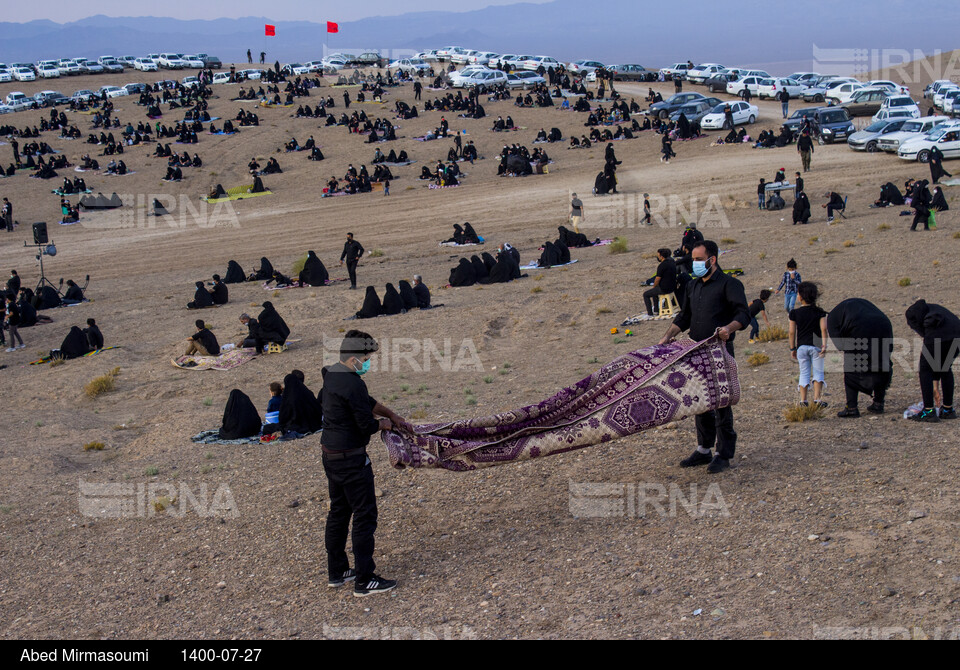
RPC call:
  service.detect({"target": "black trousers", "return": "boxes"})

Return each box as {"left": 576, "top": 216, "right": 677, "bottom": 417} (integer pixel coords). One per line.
{"left": 696, "top": 406, "right": 736, "bottom": 460}
{"left": 323, "top": 453, "right": 378, "bottom": 581}
{"left": 643, "top": 286, "right": 666, "bottom": 316}
{"left": 919, "top": 338, "right": 958, "bottom": 408}
{"left": 346, "top": 260, "right": 358, "bottom": 287}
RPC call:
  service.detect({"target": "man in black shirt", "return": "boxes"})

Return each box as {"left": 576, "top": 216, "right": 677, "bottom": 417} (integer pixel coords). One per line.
{"left": 644, "top": 248, "right": 677, "bottom": 317}
{"left": 659, "top": 240, "right": 749, "bottom": 474}
{"left": 797, "top": 130, "right": 814, "bottom": 172}
{"left": 185, "top": 319, "right": 220, "bottom": 356}
{"left": 320, "top": 330, "right": 406, "bottom": 596}
{"left": 339, "top": 232, "right": 364, "bottom": 289}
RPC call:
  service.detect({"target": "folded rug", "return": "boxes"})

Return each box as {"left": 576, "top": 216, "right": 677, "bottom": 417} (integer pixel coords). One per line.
{"left": 382, "top": 336, "right": 739, "bottom": 471}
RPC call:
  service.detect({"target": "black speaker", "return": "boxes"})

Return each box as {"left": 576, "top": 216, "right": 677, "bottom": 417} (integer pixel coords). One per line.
{"left": 33, "top": 222, "right": 48, "bottom": 245}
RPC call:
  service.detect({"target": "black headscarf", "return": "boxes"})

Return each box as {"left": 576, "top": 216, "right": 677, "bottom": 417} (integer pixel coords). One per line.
{"left": 58, "top": 326, "right": 91, "bottom": 359}
{"left": 538, "top": 241, "right": 562, "bottom": 268}
{"left": 463, "top": 222, "right": 480, "bottom": 243}
{"left": 279, "top": 373, "right": 323, "bottom": 434}
{"left": 931, "top": 187, "right": 949, "bottom": 212}
{"left": 398, "top": 280, "right": 418, "bottom": 310}
{"left": 827, "top": 298, "right": 894, "bottom": 373}
{"left": 218, "top": 389, "right": 262, "bottom": 440}
{"left": 906, "top": 300, "right": 960, "bottom": 340}
{"left": 356, "top": 286, "right": 382, "bottom": 318}
{"left": 481, "top": 252, "right": 497, "bottom": 272}
{"left": 300, "top": 250, "right": 329, "bottom": 286}
{"left": 449, "top": 258, "right": 477, "bottom": 287}
{"left": 484, "top": 253, "right": 517, "bottom": 284}
{"left": 382, "top": 283, "right": 404, "bottom": 315}
{"left": 555, "top": 240, "right": 571, "bottom": 264}
{"left": 257, "top": 301, "right": 290, "bottom": 343}
{"left": 558, "top": 226, "right": 591, "bottom": 248}
{"left": 793, "top": 193, "right": 811, "bottom": 223}
{"left": 256, "top": 257, "right": 274, "bottom": 280}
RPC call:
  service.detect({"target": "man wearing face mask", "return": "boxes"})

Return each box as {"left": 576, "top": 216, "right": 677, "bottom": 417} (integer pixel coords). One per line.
{"left": 319, "top": 330, "right": 407, "bottom": 596}
{"left": 659, "top": 240, "right": 749, "bottom": 474}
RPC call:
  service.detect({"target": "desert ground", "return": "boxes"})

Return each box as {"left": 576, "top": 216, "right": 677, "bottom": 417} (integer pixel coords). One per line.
{"left": 0, "top": 61, "right": 959, "bottom": 640}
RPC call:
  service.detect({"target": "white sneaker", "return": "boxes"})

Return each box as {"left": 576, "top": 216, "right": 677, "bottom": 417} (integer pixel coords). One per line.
{"left": 17, "top": 344, "right": 26, "bottom": 349}
{"left": 5, "top": 348, "right": 15, "bottom": 353}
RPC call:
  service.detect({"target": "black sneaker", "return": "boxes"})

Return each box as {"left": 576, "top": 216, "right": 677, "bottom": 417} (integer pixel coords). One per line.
{"left": 866, "top": 402, "right": 885, "bottom": 414}
{"left": 353, "top": 574, "right": 397, "bottom": 597}
{"left": 815, "top": 400, "right": 829, "bottom": 409}
{"left": 680, "top": 450, "right": 713, "bottom": 468}
{"left": 940, "top": 407, "right": 957, "bottom": 420}
{"left": 328, "top": 569, "right": 356, "bottom": 588}
{"left": 706, "top": 456, "right": 730, "bottom": 474}
{"left": 908, "top": 409, "right": 940, "bottom": 423}
{"left": 837, "top": 407, "right": 860, "bottom": 418}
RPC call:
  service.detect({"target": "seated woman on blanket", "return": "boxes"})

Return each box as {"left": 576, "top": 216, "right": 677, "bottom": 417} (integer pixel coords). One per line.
{"left": 61, "top": 201, "right": 80, "bottom": 223}
{"left": 61, "top": 280, "right": 85, "bottom": 305}
{"left": 218, "top": 390, "right": 262, "bottom": 441}
{"left": 52, "top": 326, "right": 91, "bottom": 360}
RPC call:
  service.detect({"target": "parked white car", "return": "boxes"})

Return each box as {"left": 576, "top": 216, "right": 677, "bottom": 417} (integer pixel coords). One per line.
{"left": 943, "top": 90, "right": 960, "bottom": 115}
{"left": 5, "top": 92, "right": 34, "bottom": 110}
{"left": 898, "top": 122, "right": 960, "bottom": 162}
{"left": 450, "top": 50, "right": 477, "bottom": 65}
{"left": 933, "top": 86, "right": 960, "bottom": 109}
{"left": 12, "top": 67, "right": 36, "bottom": 82}
{"left": 568, "top": 60, "right": 604, "bottom": 75}
{"left": 468, "top": 52, "right": 499, "bottom": 66}
{"left": 872, "top": 108, "right": 918, "bottom": 123}
{"left": 283, "top": 63, "right": 311, "bottom": 76}
{"left": 71, "top": 89, "right": 97, "bottom": 102}
{"left": 181, "top": 76, "right": 200, "bottom": 89}
{"left": 180, "top": 55, "right": 205, "bottom": 69}
{"left": 876, "top": 95, "right": 921, "bottom": 119}
{"left": 506, "top": 71, "right": 546, "bottom": 88}
{"left": 660, "top": 63, "right": 692, "bottom": 78}
{"left": 97, "top": 85, "right": 128, "bottom": 99}
{"left": 454, "top": 70, "right": 507, "bottom": 88}
{"left": 825, "top": 82, "right": 865, "bottom": 105}
{"left": 390, "top": 58, "right": 430, "bottom": 74}
{"left": 924, "top": 79, "right": 954, "bottom": 100}
{"left": 878, "top": 116, "right": 951, "bottom": 152}
{"left": 0, "top": 103, "right": 13, "bottom": 114}
{"left": 757, "top": 78, "right": 805, "bottom": 100}
{"left": 158, "top": 53, "right": 186, "bottom": 69}
{"left": 700, "top": 101, "right": 758, "bottom": 129}
{"left": 237, "top": 69, "right": 263, "bottom": 80}
{"left": 866, "top": 80, "right": 909, "bottom": 95}
{"left": 37, "top": 62, "right": 60, "bottom": 78}
{"left": 522, "top": 56, "right": 559, "bottom": 71}
{"left": 0, "top": 70, "right": 11, "bottom": 83}
{"left": 321, "top": 55, "right": 348, "bottom": 71}
{"left": 726, "top": 76, "right": 763, "bottom": 97}
{"left": 56, "top": 59, "right": 81, "bottom": 75}
{"left": 447, "top": 66, "right": 490, "bottom": 86}
{"left": 212, "top": 72, "right": 231, "bottom": 84}
{"left": 134, "top": 58, "right": 158, "bottom": 72}
{"left": 116, "top": 56, "right": 136, "bottom": 66}
{"left": 687, "top": 63, "right": 726, "bottom": 84}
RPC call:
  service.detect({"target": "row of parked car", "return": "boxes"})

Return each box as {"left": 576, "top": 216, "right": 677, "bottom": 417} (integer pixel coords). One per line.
{"left": 0, "top": 53, "right": 222, "bottom": 84}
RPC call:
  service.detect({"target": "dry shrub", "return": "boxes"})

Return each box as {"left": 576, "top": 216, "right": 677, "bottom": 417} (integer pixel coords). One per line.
{"left": 843, "top": 240, "right": 855, "bottom": 248}
{"left": 899, "top": 277, "right": 912, "bottom": 287}
{"left": 369, "top": 249, "right": 385, "bottom": 258}
{"left": 877, "top": 224, "right": 891, "bottom": 231}
{"left": 721, "top": 238, "right": 737, "bottom": 245}
{"left": 755, "top": 325, "right": 788, "bottom": 343}
{"left": 747, "top": 352, "right": 770, "bottom": 367}
{"left": 609, "top": 237, "right": 628, "bottom": 254}
{"left": 783, "top": 404, "right": 825, "bottom": 423}
{"left": 84, "top": 374, "right": 116, "bottom": 398}
{"left": 290, "top": 253, "right": 308, "bottom": 276}
{"left": 531, "top": 286, "right": 543, "bottom": 294}
{"left": 83, "top": 441, "right": 105, "bottom": 451}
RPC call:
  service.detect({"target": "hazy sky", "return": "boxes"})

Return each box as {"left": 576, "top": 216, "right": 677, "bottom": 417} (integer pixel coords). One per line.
{"left": 6, "top": 1, "right": 553, "bottom": 23}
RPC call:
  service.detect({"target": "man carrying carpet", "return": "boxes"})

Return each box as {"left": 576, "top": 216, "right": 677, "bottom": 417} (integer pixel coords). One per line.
{"left": 660, "top": 240, "right": 749, "bottom": 474}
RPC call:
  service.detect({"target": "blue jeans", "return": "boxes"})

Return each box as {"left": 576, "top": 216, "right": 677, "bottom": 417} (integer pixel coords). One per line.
{"left": 749, "top": 317, "right": 760, "bottom": 339}
{"left": 758, "top": 195, "right": 765, "bottom": 209}
{"left": 797, "top": 345, "right": 825, "bottom": 389}
{"left": 784, "top": 291, "right": 797, "bottom": 313}
{"left": 781, "top": 101, "right": 789, "bottom": 118}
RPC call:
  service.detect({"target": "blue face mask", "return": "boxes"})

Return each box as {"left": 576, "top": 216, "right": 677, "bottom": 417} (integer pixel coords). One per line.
{"left": 692, "top": 260, "right": 711, "bottom": 277}
{"left": 355, "top": 359, "right": 371, "bottom": 376}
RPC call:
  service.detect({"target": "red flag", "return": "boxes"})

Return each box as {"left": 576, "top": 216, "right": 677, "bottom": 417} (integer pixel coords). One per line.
{"left": 265, "top": 24, "right": 276, "bottom": 36}
{"left": 327, "top": 21, "right": 339, "bottom": 34}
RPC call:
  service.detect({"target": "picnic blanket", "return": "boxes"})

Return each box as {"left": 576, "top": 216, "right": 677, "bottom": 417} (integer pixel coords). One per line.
{"left": 202, "top": 184, "right": 273, "bottom": 203}
{"left": 382, "top": 335, "right": 739, "bottom": 471}
{"left": 261, "top": 278, "right": 348, "bottom": 290}
{"left": 192, "top": 428, "right": 319, "bottom": 445}
{"left": 172, "top": 347, "right": 258, "bottom": 370}
{"left": 29, "top": 346, "right": 120, "bottom": 366}
{"left": 621, "top": 313, "right": 673, "bottom": 325}
{"left": 520, "top": 259, "right": 579, "bottom": 270}
{"left": 429, "top": 183, "right": 460, "bottom": 190}
{"left": 439, "top": 236, "right": 485, "bottom": 247}
{"left": 380, "top": 161, "right": 416, "bottom": 167}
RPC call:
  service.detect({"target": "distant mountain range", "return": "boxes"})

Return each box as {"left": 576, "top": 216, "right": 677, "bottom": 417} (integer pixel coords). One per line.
{"left": 1, "top": 3, "right": 958, "bottom": 75}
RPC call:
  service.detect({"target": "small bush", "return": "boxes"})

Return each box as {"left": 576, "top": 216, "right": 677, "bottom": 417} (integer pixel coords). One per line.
{"left": 899, "top": 277, "right": 912, "bottom": 287}
{"left": 759, "top": 252, "right": 767, "bottom": 261}
{"left": 400, "top": 385, "right": 410, "bottom": 393}
{"left": 783, "top": 404, "right": 825, "bottom": 423}
{"left": 83, "top": 441, "right": 105, "bottom": 451}
{"left": 153, "top": 496, "right": 174, "bottom": 513}
{"left": 843, "top": 240, "right": 855, "bottom": 248}
{"left": 877, "top": 223, "right": 891, "bottom": 231}
{"left": 410, "top": 409, "right": 427, "bottom": 421}
{"left": 498, "top": 369, "right": 509, "bottom": 375}
{"left": 502, "top": 362, "right": 512, "bottom": 369}
{"left": 596, "top": 307, "right": 612, "bottom": 315}
{"left": 49, "top": 357, "right": 65, "bottom": 368}
{"left": 953, "top": 231, "right": 960, "bottom": 239}
{"left": 200, "top": 465, "right": 212, "bottom": 474}
{"left": 369, "top": 249, "right": 385, "bottom": 258}
{"left": 609, "top": 237, "right": 629, "bottom": 254}
{"left": 747, "top": 352, "right": 770, "bottom": 366}
{"left": 464, "top": 388, "right": 474, "bottom": 395}
{"left": 721, "top": 238, "right": 737, "bottom": 245}
{"left": 825, "top": 248, "right": 839, "bottom": 255}
{"left": 809, "top": 236, "right": 820, "bottom": 244}
{"left": 144, "top": 466, "right": 160, "bottom": 476}
{"left": 531, "top": 286, "right": 543, "bottom": 294}
{"left": 466, "top": 397, "right": 478, "bottom": 406}
{"left": 84, "top": 374, "right": 116, "bottom": 398}
{"left": 483, "top": 376, "right": 494, "bottom": 383}
{"left": 755, "top": 325, "right": 789, "bottom": 342}
{"left": 202, "top": 397, "right": 213, "bottom": 406}
{"left": 291, "top": 253, "right": 308, "bottom": 276}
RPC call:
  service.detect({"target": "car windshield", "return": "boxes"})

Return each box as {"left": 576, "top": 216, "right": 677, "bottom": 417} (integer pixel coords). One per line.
{"left": 820, "top": 111, "right": 848, "bottom": 123}
{"left": 889, "top": 98, "right": 913, "bottom": 107}
{"left": 901, "top": 122, "right": 924, "bottom": 132}
{"left": 710, "top": 103, "right": 729, "bottom": 113}
{"left": 926, "top": 127, "right": 952, "bottom": 140}
{"left": 865, "top": 121, "right": 890, "bottom": 132}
